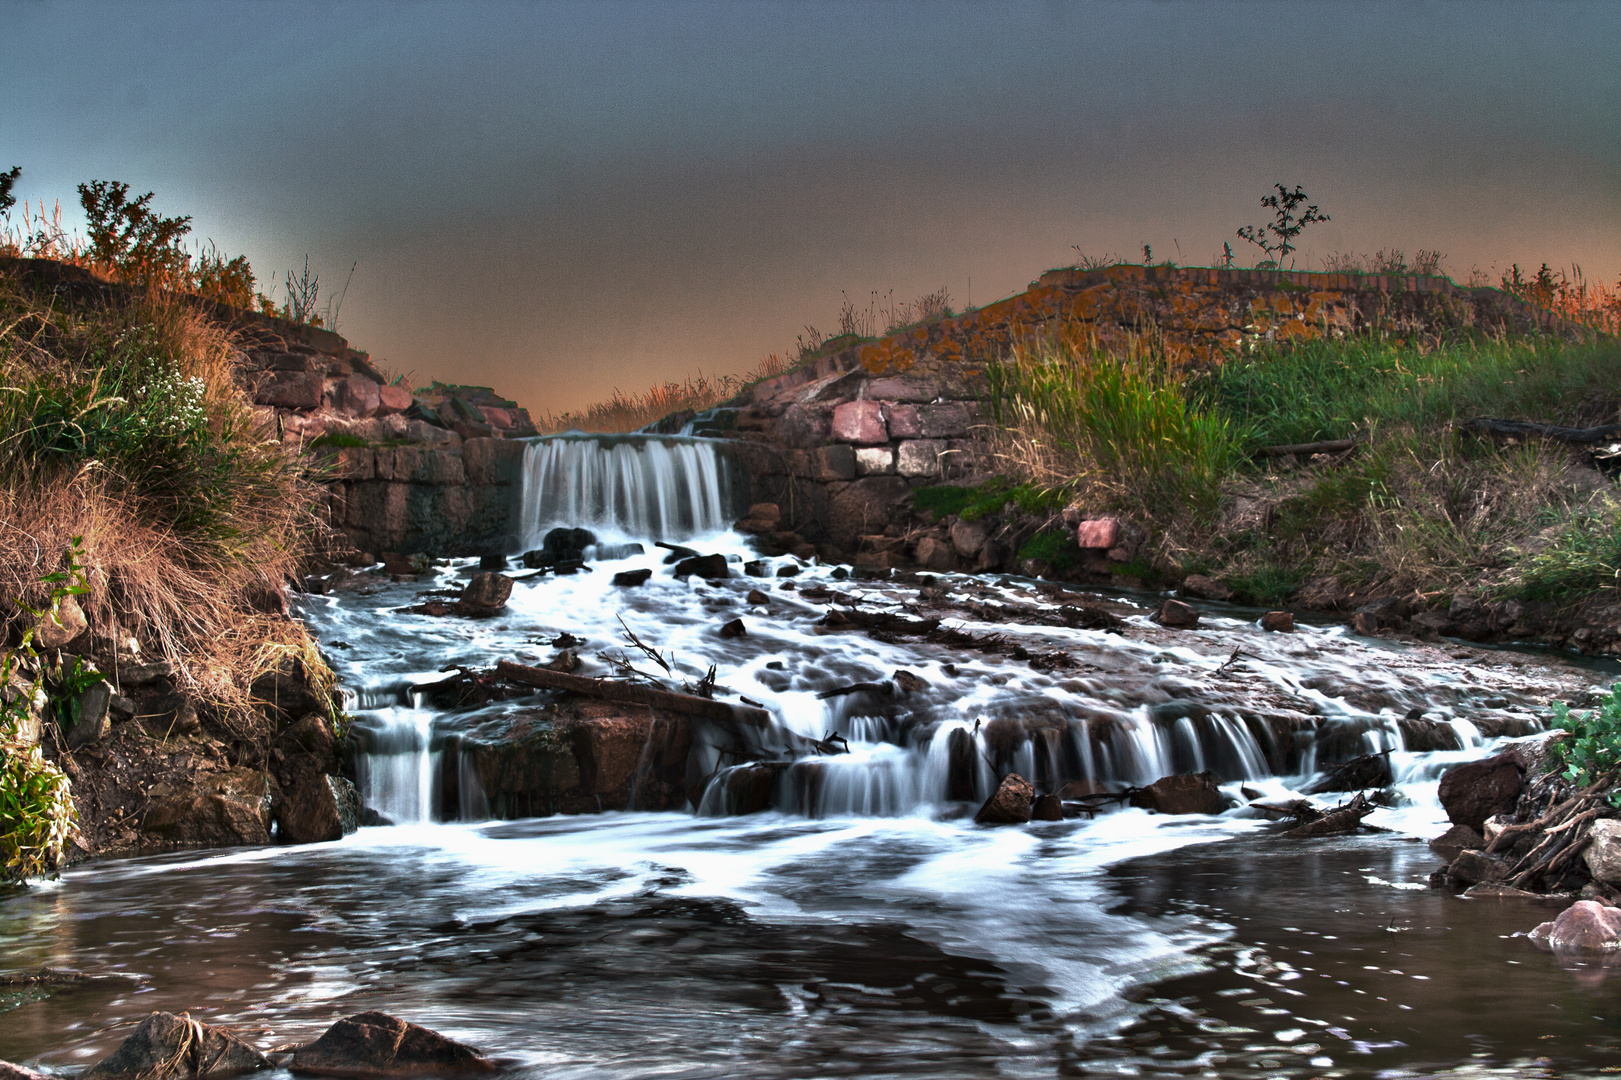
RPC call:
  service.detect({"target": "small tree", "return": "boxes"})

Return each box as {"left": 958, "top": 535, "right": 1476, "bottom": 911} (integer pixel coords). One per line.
{"left": 1236, "top": 183, "right": 1329, "bottom": 269}
{"left": 78, "top": 180, "right": 193, "bottom": 286}
{"left": 0, "top": 166, "right": 19, "bottom": 214}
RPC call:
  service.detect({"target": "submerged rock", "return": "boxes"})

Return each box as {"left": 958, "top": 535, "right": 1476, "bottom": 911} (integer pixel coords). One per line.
{"left": 1030, "top": 793, "right": 1063, "bottom": 821}
{"left": 456, "top": 572, "right": 513, "bottom": 615}
{"left": 1131, "top": 772, "right": 1225, "bottom": 815}
{"left": 1428, "top": 823, "right": 1486, "bottom": 863}
{"left": 290, "top": 1012, "right": 494, "bottom": 1076}
{"left": 975, "top": 772, "right": 1035, "bottom": 825}
{"left": 611, "top": 568, "right": 652, "bottom": 587}
{"left": 673, "top": 554, "right": 729, "bottom": 580}
{"left": 87, "top": 1011, "right": 272, "bottom": 1079}
{"left": 1155, "top": 599, "right": 1200, "bottom": 629}
{"left": 1530, "top": 900, "right": 1621, "bottom": 952}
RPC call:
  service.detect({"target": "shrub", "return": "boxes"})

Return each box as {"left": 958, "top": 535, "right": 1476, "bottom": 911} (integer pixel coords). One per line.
{"left": 1510, "top": 506, "right": 1621, "bottom": 600}
{"left": 1549, "top": 684, "right": 1621, "bottom": 806}
{"left": 1235, "top": 183, "right": 1329, "bottom": 270}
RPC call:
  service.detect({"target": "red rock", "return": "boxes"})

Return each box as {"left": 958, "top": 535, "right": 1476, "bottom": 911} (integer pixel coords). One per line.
{"left": 1530, "top": 900, "right": 1621, "bottom": 951}
{"left": 455, "top": 572, "right": 512, "bottom": 615}
{"left": 255, "top": 370, "right": 325, "bottom": 410}
{"left": 975, "top": 772, "right": 1035, "bottom": 824}
{"left": 831, "top": 400, "right": 888, "bottom": 444}
{"left": 1260, "top": 610, "right": 1295, "bottom": 632}
{"left": 376, "top": 384, "right": 412, "bottom": 416}
{"left": 333, "top": 375, "right": 381, "bottom": 417}
{"left": 884, "top": 403, "right": 922, "bottom": 437}
{"left": 1438, "top": 751, "right": 1523, "bottom": 831}
{"left": 1131, "top": 772, "right": 1226, "bottom": 815}
{"left": 1156, "top": 599, "right": 1201, "bottom": 629}
{"left": 1030, "top": 793, "right": 1063, "bottom": 821}
{"left": 1182, "top": 574, "right": 1234, "bottom": 601}
{"left": 291, "top": 1012, "right": 493, "bottom": 1076}
{"left": 1075, "top": 518, "right": 1121, "bottom": 549}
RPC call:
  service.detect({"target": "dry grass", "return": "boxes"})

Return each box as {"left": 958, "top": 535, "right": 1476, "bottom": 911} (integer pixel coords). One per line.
{"left": 0, "top": 273, "right": 328, "bottom": 730}
{"left": 534, "top": 353, "right": 795, "bottom": 435}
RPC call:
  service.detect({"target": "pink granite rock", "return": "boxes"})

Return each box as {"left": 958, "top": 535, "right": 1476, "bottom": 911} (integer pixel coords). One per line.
{"left": 1530, "top": 900, "right": 1621, "bottom": 951}
{"left": 1076, "top": 518, "right": 1121, "bottom": 549}
{"left": 831, "top": 400, "right": 887, "bottom": 445}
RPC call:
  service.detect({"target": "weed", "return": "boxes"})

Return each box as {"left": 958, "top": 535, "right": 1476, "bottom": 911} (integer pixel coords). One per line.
{"left": 1227, "top": 565, "right": 1305, "bottom": 606}
{"left": 1509, "top": 505, "right": 1621, "bottom": 600}
{"left": 1017, "top": 529, "right": 1083, "bottom": 569}
{"left": 1549, "top": 684, "right": 1621, "bottom": 806}
{"left": 0, "top": 166, "right": 18, "bottom": 214}
{"left": 913, "top": 479, "right": 1065, "bottom": 523}
{"left": 1236, "top": 183, "right": 1330, "bottom": 269}
{"left": 534, "top": 353, "right": 793, "bottom": 435}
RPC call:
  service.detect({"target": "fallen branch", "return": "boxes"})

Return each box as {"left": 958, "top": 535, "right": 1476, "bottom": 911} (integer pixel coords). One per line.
{"left": 1460, "top": 418, "right": 1621, "bottom": 446}
{"left": 496, "top": 660, "right": 772, "bottom": 728}
{"left": 617, "top": 614, "right": 672, "bottom": 675}
{"left": 816, "top": 681, "right": 893, "bottom": 700}
{"left": 1254, "top": 438, "right": 1357, "bottom": 459}
{"left": 1286, "top": 792, "right": 1375, "bottom": 838}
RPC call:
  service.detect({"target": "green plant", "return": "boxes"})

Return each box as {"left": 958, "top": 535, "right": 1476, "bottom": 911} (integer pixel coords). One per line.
{"left": 79, "top": 180, "right": 194, "bottom": 287}
{"left": 1016, "top": 529, "right": 1083, "bottom": 569}
{"left": 912, "top": 479, "right": 1066, "bottom": 523}
{"left": 1236, "top": 183, "right": 1329, "bottom": 270}
{"left": 1549, "top": 684, "right": 1621, "bottom": 807}
{"left": 0, "top": 166, "right": 19, "bottom": 214}
{"left": 1228, "top": 565, "right": 1305, "bottom": 606}
{"left": 1510, "top": 507, "right": 1621, "bottom": 600}
{"left": 1, "top": 540, "right": 87, "bottom": 883}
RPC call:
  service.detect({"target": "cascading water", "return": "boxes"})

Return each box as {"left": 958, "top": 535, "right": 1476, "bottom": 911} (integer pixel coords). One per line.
{"left": 518, "top": 433, "right": 738, "bottom": 545}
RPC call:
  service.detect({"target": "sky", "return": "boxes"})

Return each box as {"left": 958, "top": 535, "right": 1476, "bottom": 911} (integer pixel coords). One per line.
{"left": 2, "top": 1, "right": 1617, "bottom": 416}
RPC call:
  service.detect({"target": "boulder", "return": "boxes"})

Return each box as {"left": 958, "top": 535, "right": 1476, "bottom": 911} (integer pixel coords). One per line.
{"left": 611, "top": 568, "right": 652, "bottom": 587}
{"left": 1260, "top": 610, "right": 1295, "bottom": 632}
{"left": 333, "top": 376, "right": 381, "bottom": 417}
{"left": 1057, "top": 779, "right": 1109, "bottom": 800}
{"left": 64, "top": 678, "right": 115, "bottom": 750}
{"left": 1584, "top": 819, "right": 1621, "bottom": 884}
{"left": 456, "top": 573, "right": 512, "bottom": 615}
{"left": 87, "top": 1011, "right": 272, "bottom": 1079}
{"left": 35, "top": 594, "right": 88, "bottom": 649}
{"left": 1529, "top": 900, "right": 1621, "bottom": 952}
{"left": 746, "top": 588, "right": 769, "bottom": 605}
{"left": 1030, "top": 793, "right": 1063, "bottom": 821}
{"left": 974, "top": 772, "right": 1035, "bottom": 825}
{"left": 1131, "top": 772, "right": 1225, "bottom": 815}
{"left": 736, "top": 503, "right": 781, "bottom": 533}
{"left": 914, "top": 536, "right": 957, "bottom": 572}
{"left": 718, "top": 618, "right": 747, "bottom": 639}
{"left": 949, "top": 519, "right": 989, "bottom": 558}
{"left": 1075, "top": 518, "right": 1120, "bottom": 549}
{"left": 672, "top": 554, "right": 729, "bottom": 580}
{"left": 1155, "top": 599, "right": 1201, "bottom": 629}
{"left": 255, "top": 370, "right": 325, "bottom": 410}
{"left": 141, "top": 768, "right": 274, "bottom": 847}
{"left": 895, "top": 439, "right": 947, "bottom": 478}
{"left": 376, "top": 384, "right": 413, "bottom": 416}
{"left": 276, "top": 774, "right": 361, "bottom": 844}
{"left": 1438, "top": 750, "right": 1524, "bottom": 831}
{"left": 1428, "top": 823, "right": 1485, "bottom": 863}
{"left": 290, "top": 1012, "right": 493, "bottom": 1076}
{"left": 1181, "top": 574, "right": 1234, "bottom": 602}
{"left": 713, "top": 762, "right": 786, "bottom": 814}
{"left": 1446, "top": 848, "right": 1509, "bottom": 886}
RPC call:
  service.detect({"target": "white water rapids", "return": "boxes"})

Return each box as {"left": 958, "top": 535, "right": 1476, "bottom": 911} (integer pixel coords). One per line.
{"left": 7, "top": 434, "right": 1616, "bottom": 1077}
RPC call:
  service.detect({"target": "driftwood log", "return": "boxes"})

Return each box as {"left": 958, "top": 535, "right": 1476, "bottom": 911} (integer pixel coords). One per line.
{"left": 1287, "top": 792, "right": 1376, "bottom": 838}
{"left": 1460, "top": 418, "right": 1621, "bottom": 446}
{"left": 496, "top": 660, "right": 773, "bottom": 728}
{"left": 1253, "top": 438, "right": 1358, "bottom": 459}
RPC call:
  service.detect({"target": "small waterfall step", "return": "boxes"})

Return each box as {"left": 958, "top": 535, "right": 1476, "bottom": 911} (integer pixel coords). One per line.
{"left": 519, "top": 434, "right": 739, "bottom": 544}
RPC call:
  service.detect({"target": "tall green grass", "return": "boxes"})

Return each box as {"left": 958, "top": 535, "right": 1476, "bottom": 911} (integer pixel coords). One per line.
{"left": 986, "top": 339, "right": 1247, "bottom": 519}
{"left": 1197, "top": 336, "right": 1621, "bottom": 449}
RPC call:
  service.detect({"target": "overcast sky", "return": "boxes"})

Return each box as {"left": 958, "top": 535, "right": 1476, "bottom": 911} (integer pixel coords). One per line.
{"left": 3, "top": 1, "right": 1617, "bottom": 415}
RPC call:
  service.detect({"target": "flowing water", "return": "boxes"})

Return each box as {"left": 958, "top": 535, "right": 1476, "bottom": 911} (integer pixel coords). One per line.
{"left": 5, "top": 436, "right": 1621, "bottom": 1078}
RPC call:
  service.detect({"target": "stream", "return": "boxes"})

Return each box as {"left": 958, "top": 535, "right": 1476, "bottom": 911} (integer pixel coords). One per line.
{"left": 4, "top": 434, "right": 1621, "bottom": 1078}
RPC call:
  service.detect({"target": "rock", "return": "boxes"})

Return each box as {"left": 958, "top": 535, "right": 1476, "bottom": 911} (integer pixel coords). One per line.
{"left": 64, "top": 678, "right": 114, "bottom": 750}
{"left": 743, "top": 560, "right": 769, "bottom": 577}
{"left": 1075, "top": 518, "right": 1121, "bottom": 549}
{"left": 1058, "top": 779, "right": 1108, "bottom": 800}
{"left": 1446, "top": 848, "right": 1509, "bottom": 886}
{"left": 456, "top": 572, "right": 512, "bottom": 615}
{"left": 276, "top": 774, "right": 361, "bottom": 844}
{"left": 611, "top": 568, "right": 652, "bottom": 587}
{"left": 895, "top": 439, "right": 947, "bottom": 478}
{"left": 1, "top": 1061, "right": 48, "bottom": 1080}
{"left": 746, "top": 588, "right": 769, "bottom": 605}
{"left": 718, "top": 618, "right": 747, "bottom": 639}
{"left": 290, "top": 1011, "right": 493, "bottom": 1076}
{"left": 1584, "top": 819, "right": 1621, "bottom": 884}
{"left": 1529, "top": 900, "right": 1621, "bottom": 951}
{"left": 139, "top": 691, "right": 200, "bottom": 737}
{"left": 1429, "top": 823, "right": 1486, "bottom": 863}
{"left": 713, "top": 762, "right": 786, "bottom": 814}
{"left": 1181, "top": 574, "right": 1234, "bottom": 602}
{"left": 87, "top": 1011, "right": 272, "bottom": 1079}
{"left": 1131, "top": 772, "right": 1225, "bottom": 815}
{"left": 949, "top": 519, "right": 989, "bottom": 558}
{"left": 775, "top": 563, "right": 800, "bottom": 578}
{"left": 115, "top": 660, "right": 176, "bottom": 687}
{"left": 673, "top": 554, "right": 729, "bottom": 580}
{"left": 736, "top": 503, "right": 782, "bottom": 533}
{"left": 376, "top": 384, "right": 413, "bottom": 416}
{"left": 1260, "top": 610, "right": 1295, "bottom": 632}
{"left": 855, "top": 447, "right": 896, "bottom": 475}
{"left": 831, "top": 400, "right": 887, "bottom": 444}
{"left": 975, "top": 772, "right": 1035, "bottom": 824}
{"left": 892, "top": 669, "right": 928, "bottom": 693}
{"left": 914, "top": 535, "right": 957, "bottom": 572}
{"left": 334, "top": 375, "right": 381, "bottom": 417}
{"left": 1305, "top": 750, "right": 1393, "bottom": 794}
{"left": 1030, "top": 793, "right": 1063, "bottom": 821}
{"left": 477, "top": 553, "right": 507, "bottom": 570}
{"left": 1438, "top": 750, "right": 1524, "bottom": 831}
{"left": 35, "top": 594, "right": 88, "bottom": 649}
{"left": 255, "top": 370, "right": 325, "bottom": 410}
{"left": 141, "top": 768, "right": 274, "bottom": 847}
{"left": 529, "top": 526, "right": 597, "bottom": 566}
{"left": 1155, "top": 599, "right": 1201, "bottom": 629}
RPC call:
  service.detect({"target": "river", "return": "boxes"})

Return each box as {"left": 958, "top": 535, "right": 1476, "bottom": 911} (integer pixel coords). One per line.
{"left": 3, "top": 435, "right": 1619, "bottom": 1078}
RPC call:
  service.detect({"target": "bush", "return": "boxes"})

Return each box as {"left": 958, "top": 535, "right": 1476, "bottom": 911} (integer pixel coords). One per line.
{"left": 1550, "top": 684, "right": 1621, "bottom": 807}
{"left": 1511, "top": 506, "right": 1621, "bottom": 600}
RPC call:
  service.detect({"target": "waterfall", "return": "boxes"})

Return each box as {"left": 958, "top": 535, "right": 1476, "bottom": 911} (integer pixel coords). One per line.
{"left": 351, "top": 707, "right": 438, "bottom": 825}
{"left": 518, "top": 434, "right": 738, "bottom": 544}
